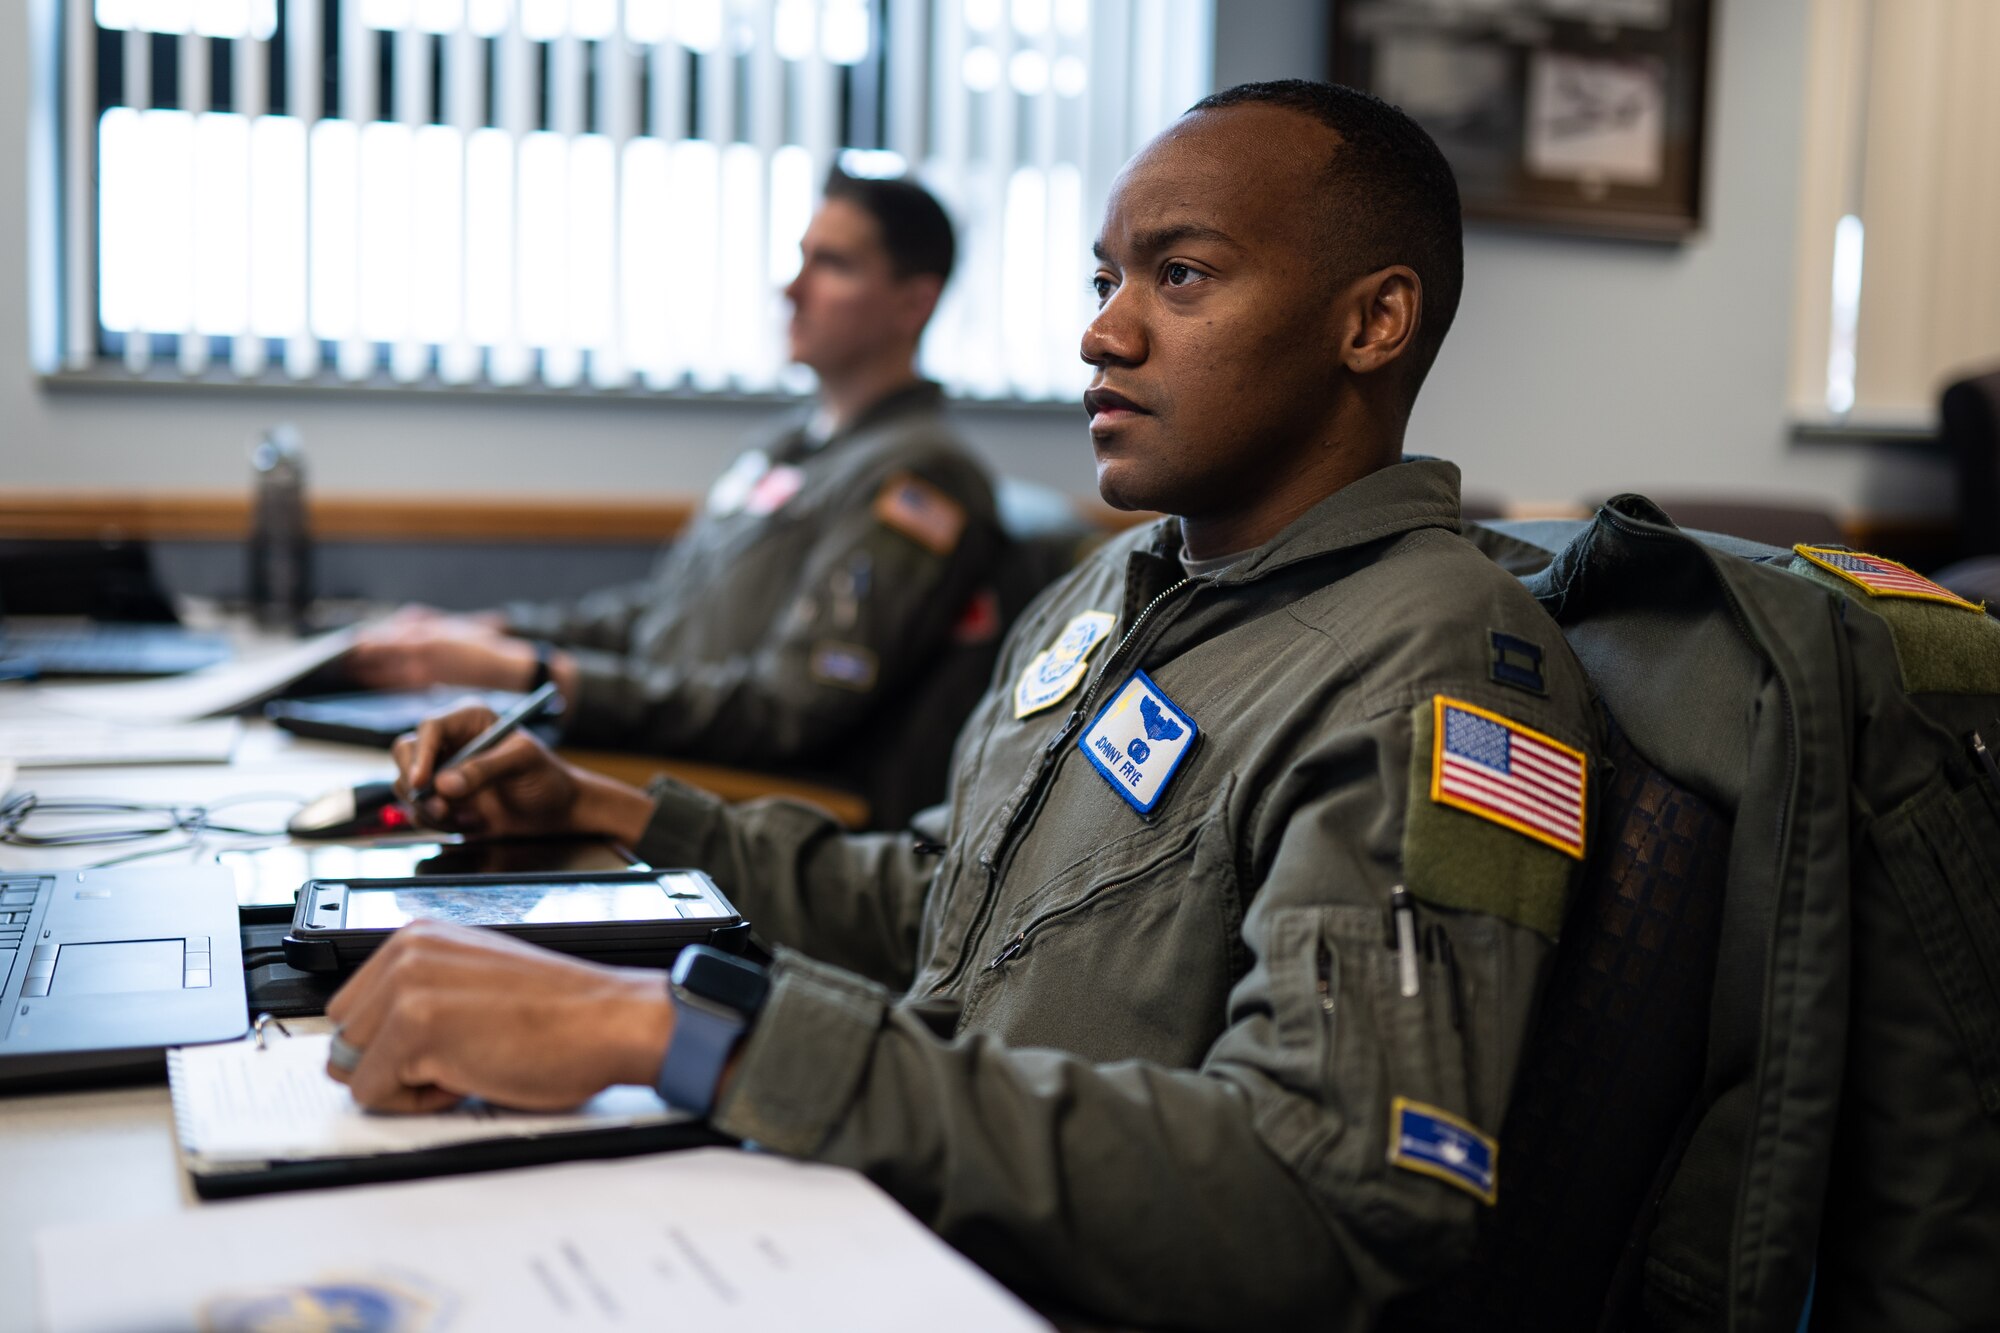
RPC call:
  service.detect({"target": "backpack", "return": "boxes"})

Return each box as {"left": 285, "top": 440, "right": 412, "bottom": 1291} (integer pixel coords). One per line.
{"left": 1431, "top": 497, "right": 2000, "bottom": 1331}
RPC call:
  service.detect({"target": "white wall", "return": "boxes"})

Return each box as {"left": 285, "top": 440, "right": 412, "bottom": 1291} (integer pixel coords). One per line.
{"left": 5, "top": 1, "right": 1954, "bottom": 517}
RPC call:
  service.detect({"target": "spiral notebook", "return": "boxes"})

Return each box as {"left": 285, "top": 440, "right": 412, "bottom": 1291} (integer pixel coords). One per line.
{"left": 167, "top": 1030, "right": 716, "bottom": 1198}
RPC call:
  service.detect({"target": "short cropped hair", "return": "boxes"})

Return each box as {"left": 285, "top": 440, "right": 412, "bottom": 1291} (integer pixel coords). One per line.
{"left": 1188, "top": 80, "right": 1464, "bottom": 387}
{"left": 823, "top": 169, "right": 957, "bottom": 286}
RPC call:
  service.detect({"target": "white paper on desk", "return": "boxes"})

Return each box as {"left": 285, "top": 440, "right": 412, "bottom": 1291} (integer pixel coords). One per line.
{"left": 168, "top": 1033, "right": 687, "bottom": 1169}
{"left": 38, "top": 1147, "right": 1050, "bottom": 1332}
{"left": 0, "top": 718, "right": 241, "bottom": 767}
{"left": 36, "top": 628, "right": 356, "bottom": 724}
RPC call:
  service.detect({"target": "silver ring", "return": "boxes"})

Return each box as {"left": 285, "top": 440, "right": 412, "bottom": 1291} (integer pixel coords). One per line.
{"left": 327, "top": 1028, "right": 365, "bottom": 1074}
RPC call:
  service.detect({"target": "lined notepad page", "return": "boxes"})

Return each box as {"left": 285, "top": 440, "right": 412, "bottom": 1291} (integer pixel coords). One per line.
{"left": 168, "top": 1033, "right": 684, "bottom": 1168}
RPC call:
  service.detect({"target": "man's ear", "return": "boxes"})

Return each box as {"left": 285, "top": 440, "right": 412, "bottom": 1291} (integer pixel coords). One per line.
{"left": 898, "top": 273, "right": 946, "bottom": 338}
{"left": 1338, "top": 265, "right": 1422, "bottom": 378}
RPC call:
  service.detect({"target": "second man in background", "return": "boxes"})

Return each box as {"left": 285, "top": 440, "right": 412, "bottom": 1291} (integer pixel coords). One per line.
{"left": 345, "top": 171, "right": 1009, "bottom": 826}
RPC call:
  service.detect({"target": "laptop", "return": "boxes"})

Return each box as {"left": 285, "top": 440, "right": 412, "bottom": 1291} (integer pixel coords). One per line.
{"left": 0, "top": 541, "right": 230, "bottom": 677}
{"left": 0, "top": 865, "right": 247, "bottom": 1087}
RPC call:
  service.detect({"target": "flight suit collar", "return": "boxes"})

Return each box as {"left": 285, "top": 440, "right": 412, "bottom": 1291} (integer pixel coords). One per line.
{"left": 774, "top": 379, "right": 947, "bottom": 463}
{"left": 1102, "top": 459, "right": 1465, "bottom": 658}
{"left": 840, "top": 378, "right": 945, "bottom": 438}
{"left": 1180, "top": 456, "right": 1465, "bottom": 586}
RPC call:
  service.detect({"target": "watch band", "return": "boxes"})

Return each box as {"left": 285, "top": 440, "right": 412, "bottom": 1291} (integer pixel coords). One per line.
{"left": 526, "top": 639, "right": 555, "bottom": 692}
{"left": 656, "top": 945, "right": 768, "bottom": 1117}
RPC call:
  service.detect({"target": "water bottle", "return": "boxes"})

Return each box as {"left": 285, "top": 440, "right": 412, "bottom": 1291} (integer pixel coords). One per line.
{"left": 246, "top": 424, "right": 312, "bottom": 630}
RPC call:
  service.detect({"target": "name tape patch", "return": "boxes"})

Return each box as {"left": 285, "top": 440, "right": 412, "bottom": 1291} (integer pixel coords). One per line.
{"left": 1431, "top": 696, "right": 1587, "bottom": 860}
{"left": 1014, "top": 610, "right": 1116, "bottom": 718}
{"left": 704, "top": 449, "right": 771, "bottom": 516}
{"left": 1794, "top": 544, "right": 1984, "bottom": 612}
{"left": 744, "top": 464, "right": 804, "bottom": 516}
{"left": 1388, "top": 1097, "right": 1498, "bottom": 1205}
{"left": 1078, "top": 670, "right": 1197, "bottom": 815}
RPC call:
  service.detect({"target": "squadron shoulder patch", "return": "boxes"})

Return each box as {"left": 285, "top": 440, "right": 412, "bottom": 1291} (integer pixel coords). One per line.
{"left": 1388, "top": 1097, "right": 1498, "bottom": 1205}
{"left": 1014, "top": 610, "right": 1116, "bottom": 718}
{"left": 1793, "top": 544, "right": 1984, "bottom": 612}
{"left": 1079, "top": 670, "right": 1198, "bottom": 815}
{"left": 873, "top": 472, "right": 967, "bottom": 554}
{"left": 1431, "top": 696, "right": 1587, "bottom": 860}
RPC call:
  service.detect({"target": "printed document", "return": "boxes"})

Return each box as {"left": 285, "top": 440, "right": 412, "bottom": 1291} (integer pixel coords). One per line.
{"left": 37, "top": 628, "right": 357, "bottom": 724}
{"left": 168, "top": 1033, "right": 685, "bottom": 1169}
{"left": 38, "top": 1148, "right": 1050, "bottom": 1331}
{"left": 0, "top": 718, "right": 240, "bottom": 767}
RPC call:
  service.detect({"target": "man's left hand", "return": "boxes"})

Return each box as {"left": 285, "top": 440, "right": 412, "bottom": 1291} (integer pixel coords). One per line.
{"left": 324, "top": 921, "right": 674, "bottom": 1114}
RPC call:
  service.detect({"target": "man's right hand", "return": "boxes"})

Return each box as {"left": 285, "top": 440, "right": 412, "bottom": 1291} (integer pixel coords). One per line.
{"left": 347, "top": 612, "right": 535, "bottom": 692}
{"left": 392, "top": 704, "right": 656, "bottom": 845}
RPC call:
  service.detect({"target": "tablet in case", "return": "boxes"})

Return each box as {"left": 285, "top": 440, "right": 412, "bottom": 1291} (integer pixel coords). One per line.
{"left": 281, "top": 869, "right": 745, "bottom": 973}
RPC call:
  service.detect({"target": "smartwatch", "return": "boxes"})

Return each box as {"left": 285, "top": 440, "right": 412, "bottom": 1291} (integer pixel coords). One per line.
{"left": 526, "top": 639, "right": 556, "bottom": 692}
{"left": 656, "top": 944, "right": 770, "bottom": 1116}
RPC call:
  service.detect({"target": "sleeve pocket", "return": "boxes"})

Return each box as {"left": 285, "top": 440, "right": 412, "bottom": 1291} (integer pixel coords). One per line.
{"left": 1872, "top": 775, "right": 2000, "bottom": 1117}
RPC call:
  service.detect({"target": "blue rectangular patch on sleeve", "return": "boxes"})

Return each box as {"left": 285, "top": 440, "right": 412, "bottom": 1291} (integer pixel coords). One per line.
{"left": 1388, "top": 1097, "right": 1498, "bottom": 1205}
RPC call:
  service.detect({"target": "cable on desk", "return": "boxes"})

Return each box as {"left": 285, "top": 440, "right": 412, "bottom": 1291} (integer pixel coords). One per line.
{"left": 0, "top": 789, "right": 308, "bottom": 868}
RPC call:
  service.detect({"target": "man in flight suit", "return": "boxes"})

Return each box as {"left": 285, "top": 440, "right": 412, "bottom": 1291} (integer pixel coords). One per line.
{"left": 344, "top": 172, "right": 1005, "bottom": 819}
{"left": 326, "top": 82, "right": 1601, "bottom": 1329}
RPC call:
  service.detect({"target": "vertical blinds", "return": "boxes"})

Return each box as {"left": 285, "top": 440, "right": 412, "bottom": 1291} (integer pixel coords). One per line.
{"left": 1791, "top": 0, "right": 2000, "bottom": 420}
{"left": 71, "top": 0, "right": 1212, "bottom": 401}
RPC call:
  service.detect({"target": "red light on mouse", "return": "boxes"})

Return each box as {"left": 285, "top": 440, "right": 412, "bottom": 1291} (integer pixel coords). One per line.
{"left": 379, "top": 805, "right": 408, "bottom": 828}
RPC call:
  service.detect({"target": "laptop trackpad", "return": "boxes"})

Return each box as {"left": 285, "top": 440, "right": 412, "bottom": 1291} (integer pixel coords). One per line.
{"left": 51, "top": 940, "right": 184, "bottom": 996}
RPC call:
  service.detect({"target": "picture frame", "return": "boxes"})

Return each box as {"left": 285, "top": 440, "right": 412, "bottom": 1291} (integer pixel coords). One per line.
{"left": 1331, "top": 0, "right": 1714, "bottom": 242}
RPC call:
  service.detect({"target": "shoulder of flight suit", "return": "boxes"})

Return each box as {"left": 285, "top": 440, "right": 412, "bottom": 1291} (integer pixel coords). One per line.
{"left": 554, "top": 398, "right": 1007, "bottom": 768}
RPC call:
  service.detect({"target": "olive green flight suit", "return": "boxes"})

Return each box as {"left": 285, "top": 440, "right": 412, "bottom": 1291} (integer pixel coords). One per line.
{"left": 636, "top": 459, "right": 1599, "bottom": 1329}
{"left": 503, "top": 381, "right": 1005, "bottom": 815}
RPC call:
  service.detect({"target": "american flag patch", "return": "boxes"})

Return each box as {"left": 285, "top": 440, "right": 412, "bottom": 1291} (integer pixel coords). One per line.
{"left": 873, "top": 472, "right": 967, "bottom": 555}
{"left": 1794, "top": 545, "right": 1984, "bottom": 612}
{"left": 1431, "top": 697, "right": 1587, "bottom": 860}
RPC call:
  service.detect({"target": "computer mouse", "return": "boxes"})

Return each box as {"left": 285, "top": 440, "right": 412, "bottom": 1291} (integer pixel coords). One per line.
{"left": 287, "top": 779, "right": 418, "bottom": 840}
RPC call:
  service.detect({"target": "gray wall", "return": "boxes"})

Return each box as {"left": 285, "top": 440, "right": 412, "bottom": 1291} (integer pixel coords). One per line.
{"left": 4, "top": 0, "right": 1952, "bottom": 531}
{"left": 1214, "top": 0, "right": 1950, "bottom": 516}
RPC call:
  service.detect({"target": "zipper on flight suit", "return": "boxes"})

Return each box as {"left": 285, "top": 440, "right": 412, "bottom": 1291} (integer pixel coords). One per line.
{"left": 936, "top": 575, "right": 1199, "bottom": 997}
{"left": 1042, "top": 578, "right": 1194, "bottom": 756}
{"left": 983, "top": 821, "right": 1207, "bottom": 972}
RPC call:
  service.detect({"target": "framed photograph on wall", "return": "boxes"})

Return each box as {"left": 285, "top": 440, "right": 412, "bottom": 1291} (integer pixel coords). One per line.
{"left": 1331, "top": 0, "right": 1714, "bottom": 241}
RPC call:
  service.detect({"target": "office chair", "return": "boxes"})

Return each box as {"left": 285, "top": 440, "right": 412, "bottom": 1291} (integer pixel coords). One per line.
{"left": 1588, "top": 497, "right": 1845, "bottom": 551}
{"left": 1941, "top": 365, "right": 2000, "bottom": 563}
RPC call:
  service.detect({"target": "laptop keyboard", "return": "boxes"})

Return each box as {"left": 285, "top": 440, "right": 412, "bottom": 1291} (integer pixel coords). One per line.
{"left": 1, "top": 625, "right": 229, "bottom": 676}
{"left": 0, "top": 876, "right": 47, "bottom": 990}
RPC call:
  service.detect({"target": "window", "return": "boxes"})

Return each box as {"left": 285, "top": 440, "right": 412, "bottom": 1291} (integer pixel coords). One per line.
{"left": 43, "top": 0, "right": 1212, "bottom": 401}
{"left": 1790, "top": 0, "right": 2000, "bottom": 425}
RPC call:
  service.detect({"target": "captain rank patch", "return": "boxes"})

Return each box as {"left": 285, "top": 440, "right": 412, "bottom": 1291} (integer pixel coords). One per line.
{"left": 1014, "top": 610, "right": 1116, "bottom": 718}
{"left": 1079, "top": 670, "right": 1198, "bottom": 816}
